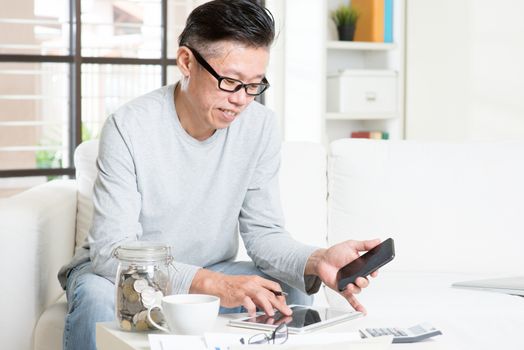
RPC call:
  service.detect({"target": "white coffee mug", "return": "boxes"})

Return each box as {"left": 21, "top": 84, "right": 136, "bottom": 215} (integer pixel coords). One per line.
{"left": 147, "top": 294, "right": 220, "bottom": 335}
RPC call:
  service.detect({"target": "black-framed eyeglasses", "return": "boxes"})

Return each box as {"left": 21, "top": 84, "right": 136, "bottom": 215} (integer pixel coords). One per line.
{"left": 239, "top": 323, "right": 289, "bottom": 345}
{"left": 185, "top": 46, "right": 270, "bottom": 96}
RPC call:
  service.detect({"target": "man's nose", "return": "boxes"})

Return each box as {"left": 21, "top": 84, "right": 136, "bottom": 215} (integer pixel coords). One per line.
{"left": 228, "top": 87, "right": 249, "bottom": 105}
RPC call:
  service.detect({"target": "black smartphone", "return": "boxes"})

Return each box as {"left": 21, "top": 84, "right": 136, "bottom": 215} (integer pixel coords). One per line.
{"left": 337, "top": 238, "right": 395, "bottom": 291}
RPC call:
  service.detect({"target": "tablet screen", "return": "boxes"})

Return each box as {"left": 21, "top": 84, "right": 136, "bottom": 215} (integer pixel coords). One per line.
{"left": 241, "top": 306, "right": 347, "bottom": 329}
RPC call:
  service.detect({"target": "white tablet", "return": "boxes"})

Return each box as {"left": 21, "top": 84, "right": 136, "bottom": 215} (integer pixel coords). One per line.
{"left": 228, "top": 305, "right": 363, "bottom": 334}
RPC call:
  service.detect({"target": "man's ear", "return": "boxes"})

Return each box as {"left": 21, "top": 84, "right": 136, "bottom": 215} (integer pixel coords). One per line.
{"left": 176, "top": 46, "right": 193, "bottom": 77}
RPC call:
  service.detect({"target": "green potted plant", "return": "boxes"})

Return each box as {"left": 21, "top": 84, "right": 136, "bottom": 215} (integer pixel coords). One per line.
{"left": 331, "top": 4, "right": 359, "bottom": 41}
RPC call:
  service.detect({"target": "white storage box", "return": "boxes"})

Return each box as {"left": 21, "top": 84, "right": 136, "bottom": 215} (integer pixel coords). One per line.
{"left": 327, "top": 69, "right": 397, "bottom": 115}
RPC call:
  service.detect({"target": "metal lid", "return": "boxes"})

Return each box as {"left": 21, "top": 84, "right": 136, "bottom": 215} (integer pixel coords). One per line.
{"left": 113, "top": 241, "right": 172, "bottom": 263}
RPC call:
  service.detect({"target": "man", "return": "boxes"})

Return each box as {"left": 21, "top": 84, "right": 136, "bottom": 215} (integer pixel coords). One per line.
{"left": 59, "top": 1, "right": 380, "bottom": 349}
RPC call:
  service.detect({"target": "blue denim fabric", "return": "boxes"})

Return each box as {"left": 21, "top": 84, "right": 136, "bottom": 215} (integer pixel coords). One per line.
{"left": 63, "top": 260, "right": 313, "bottom": 350}
{"left": 63, "top": 261, "right": 114, "bottom": 350}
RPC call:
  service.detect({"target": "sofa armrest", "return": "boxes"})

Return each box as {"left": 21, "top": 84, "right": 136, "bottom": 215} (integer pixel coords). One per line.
{"left": 0, "top": 180, "right": 76, "bottom": 350}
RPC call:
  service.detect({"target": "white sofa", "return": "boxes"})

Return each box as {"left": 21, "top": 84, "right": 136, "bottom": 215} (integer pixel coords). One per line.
{"left": 1, "top": 139, "right": 524, "bottom": 350}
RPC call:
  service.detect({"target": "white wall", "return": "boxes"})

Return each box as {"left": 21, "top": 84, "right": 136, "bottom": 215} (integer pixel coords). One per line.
{"left": 405, "top": 0, "right": 524, "bottom": 141}
{"left": 266, "top": 0, "right": 325, "bottom": 143}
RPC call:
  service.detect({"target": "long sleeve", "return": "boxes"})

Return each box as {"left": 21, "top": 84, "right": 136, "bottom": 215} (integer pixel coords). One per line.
{"left": 88, "top": 115, "right": 142, "bottom": 280}
{"left": 89, "top": 114, "right": 200, "bottom": 293}
{"left": 238, "top": 117, "right": 322, "bottom": 294}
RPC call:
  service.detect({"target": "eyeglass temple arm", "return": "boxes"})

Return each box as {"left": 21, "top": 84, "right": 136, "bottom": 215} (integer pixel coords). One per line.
{"left": 185, "top": 46, "right": 222, "bottom": 81}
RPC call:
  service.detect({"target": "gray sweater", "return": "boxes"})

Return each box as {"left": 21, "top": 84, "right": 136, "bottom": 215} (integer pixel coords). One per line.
{"left": 59, "top": 84, "right": 321, "bottom": 295}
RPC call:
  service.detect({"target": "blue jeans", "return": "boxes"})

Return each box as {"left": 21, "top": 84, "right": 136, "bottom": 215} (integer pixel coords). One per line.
{"left": 63, "top": 260, "right": 313, "bottom": 350}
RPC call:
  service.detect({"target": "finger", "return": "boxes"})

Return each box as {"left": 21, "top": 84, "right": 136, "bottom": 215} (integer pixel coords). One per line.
{"left": 354, "top": 276, "right": 369, "bottom": 289}
{"left": 350, "top": 238, "right": 381, "bottom": 252}
{"left": 253, "top": 290, "right": 278, "bottom": 317}
{"left": 270, "top": 292, "right": 293, "bottom": 316}
{"left": 275, "top": 315, "right": 292, "bottom": 325}
{"left": 343, "top": 283, "right": 362, "bottom": 295}
{"left": 258, "top": 278, "right": 286, "bottom": 297}
{"left": 282, "top": 315, "right": 293, "bottom": 324}
{"left": 346, "top": 293, "right": 367, "bottom": 315}
{"left": 261, "top": 289, "right": 293, "bottom": 316}
{"left": 370, "top": 270, "right": 379, "bottom": 278}
{"left": 265, "top": 317, "right": 276, "bottom": 325}
{"left": 242, "top": 296, "right": 257, "bottom": 316}
{"left": 256, "top": 279, "right": 292, "bottom": 315}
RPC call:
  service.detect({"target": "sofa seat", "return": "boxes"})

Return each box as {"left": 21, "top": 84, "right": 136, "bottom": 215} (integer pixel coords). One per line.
{"left": 33, "top": 294, "right": 67, "bottom": 350}
{"left": 332, "top": 271, "right": 524, "bottom": 349}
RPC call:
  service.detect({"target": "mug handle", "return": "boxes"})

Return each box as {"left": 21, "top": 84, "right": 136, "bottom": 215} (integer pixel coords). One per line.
{"left": 147, "top": 305, "right": 169, "bottom": 333}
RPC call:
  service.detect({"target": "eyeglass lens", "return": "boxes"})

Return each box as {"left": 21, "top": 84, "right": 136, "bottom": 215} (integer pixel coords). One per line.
{"left": 219, "top": 78, "right": 268, "bottom": 96}
{"left": 247, "top": 323, "right": 288, "bottom": 345}
{"left": 247, "top": 333, "right": 270, "bottom": 345}
{"left": 273, "top": 324, "right": 288, "bottom": 344}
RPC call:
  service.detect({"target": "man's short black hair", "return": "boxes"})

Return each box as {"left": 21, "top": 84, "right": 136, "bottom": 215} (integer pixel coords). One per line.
{"left": 178, "top": 0, "right": 275, "bottom": 51}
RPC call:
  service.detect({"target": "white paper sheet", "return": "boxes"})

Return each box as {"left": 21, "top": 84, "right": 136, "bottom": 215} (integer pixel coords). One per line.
{"left": 149, "top": 332, "right": 391, "bottom": 350}
{"left": 228, "top": 336, "right": 392, "bottom": 350}
{"left": 149, "top": 334, "right": 206, "bottom": 350}
{"left": 205, "top": 331, "right": 362, "bottom": 348}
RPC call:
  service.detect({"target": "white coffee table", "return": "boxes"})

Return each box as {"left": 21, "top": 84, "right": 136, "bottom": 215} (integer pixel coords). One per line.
{"left": 96, "top": 314, "right": 263, "bottom": 350}
{"left": 96, "top": 312, "right": 449, "bottom": 350}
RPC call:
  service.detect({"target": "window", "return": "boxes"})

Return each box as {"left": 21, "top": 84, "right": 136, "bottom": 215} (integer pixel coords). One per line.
{"left": 0, "top": 0, "right": 196, "bottom": 197}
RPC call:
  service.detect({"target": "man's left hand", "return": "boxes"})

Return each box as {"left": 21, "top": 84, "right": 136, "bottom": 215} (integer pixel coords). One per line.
{"left": 305, "top": 239, "right": 381, "bottom": 314}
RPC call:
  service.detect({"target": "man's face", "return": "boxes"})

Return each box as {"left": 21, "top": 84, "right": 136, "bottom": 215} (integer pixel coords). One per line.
{"left": 182, "top": 42, "right": 270, "bottom": 135}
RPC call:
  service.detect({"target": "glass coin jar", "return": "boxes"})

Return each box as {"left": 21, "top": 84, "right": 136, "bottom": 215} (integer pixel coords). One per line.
{"left": 113, "top": 242, "right": 173, "bottom": 332}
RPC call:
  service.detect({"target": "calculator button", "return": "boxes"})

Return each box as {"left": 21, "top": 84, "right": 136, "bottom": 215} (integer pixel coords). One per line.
{"left": 386, "top": 328, "right": 397, "bottom": 335}
{"left": 396, "top": 328, "right": 408, "bottom": 336}
{"left": 392, "top": 328, "right": 404, "bottom": 336}
{"left": 410, "top": 325, "right": 426, "bottom": 335}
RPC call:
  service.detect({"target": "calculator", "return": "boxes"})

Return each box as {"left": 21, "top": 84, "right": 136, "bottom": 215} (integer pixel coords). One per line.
{"left": 359, "top": 322, "right": 442, "bottom": 343}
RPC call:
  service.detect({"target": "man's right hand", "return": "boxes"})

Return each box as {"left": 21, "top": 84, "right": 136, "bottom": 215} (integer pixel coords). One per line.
{"left": 189, "top": 269, "right": 292, "bottom": 317}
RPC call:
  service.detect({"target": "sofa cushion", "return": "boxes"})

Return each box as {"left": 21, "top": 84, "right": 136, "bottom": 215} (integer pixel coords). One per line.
{"left": 0, "top": 181, "right": 76, "bottom": 350}
{"left": 74, "top": 140, "right": 99, "bottom": 253}
{"left": 74, "top": 140, "right": 328, "bottom": 258}
{"left": 33, "top": 294, "right": 67, "bottom": 350}
{"left": 328, "top": 139, "right": 524, "bottom": 274}
{"left": 280, "top": 142, "right": 327, "bottom": 248}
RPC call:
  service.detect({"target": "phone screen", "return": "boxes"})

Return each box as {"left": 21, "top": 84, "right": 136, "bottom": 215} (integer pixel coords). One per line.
{"left": 337, "top": 238, "right": 395, "bottom": 291}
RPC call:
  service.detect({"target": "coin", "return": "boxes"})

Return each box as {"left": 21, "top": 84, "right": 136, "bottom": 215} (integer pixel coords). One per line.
{"left": 153, "top": 271, "right": 168, "bottom": 288}
{"left": 141, "top": 298, "right": 156, "bottom": 309}
{"left": 120, "top": 319, "right": 132, "bottom": 331}
{"left": 133, "top": 278, "right": 148, "bottom": 293}
{"left": 128, "top": 290, "right": 140, "bottom": 303}
{"left": 137, "top": 310, "right": 148, "bottom": 322}
{"left": 141, "top": 286, "right": 155, "bottom": 295}
{"left": 135, "top": 320, "right": 149, "bottom": 331}
{"left": 132, "top": 312, "right": 139, "bottom": 325}
{"left": 126, "top": 299, "right": 143, "bottom": 315}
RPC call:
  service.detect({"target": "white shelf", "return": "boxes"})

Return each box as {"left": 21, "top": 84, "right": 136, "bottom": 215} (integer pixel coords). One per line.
{"left": 326, "top": 41, "right": 397, "bottom": 51}
{"left": 326, "top": 112, "right": 398, "bottom": 121}
{"left": 323, "top": 0, "right": 405, "bottom": 144}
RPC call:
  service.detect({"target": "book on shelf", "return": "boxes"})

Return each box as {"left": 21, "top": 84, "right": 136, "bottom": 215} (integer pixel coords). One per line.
{"left": 351, "top": 131, "right": 390, "bottom": 140}
{"left": 352, "top": 0, "right": 384, "bottom": 42}
{"left": 384, "top": 0, "right": 394, "bottom": 43}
